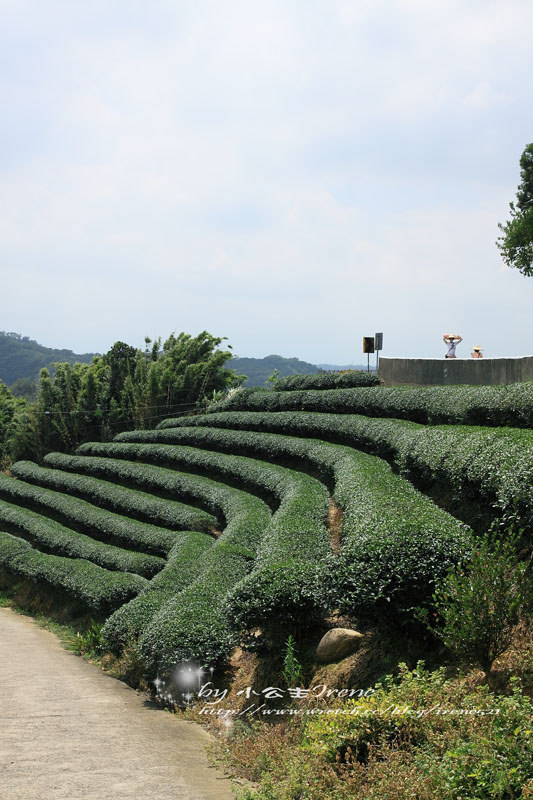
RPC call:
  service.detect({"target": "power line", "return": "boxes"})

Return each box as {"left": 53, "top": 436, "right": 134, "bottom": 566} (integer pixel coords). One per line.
{"left": 34, "top": 401, "right": 202, "bottom": 415}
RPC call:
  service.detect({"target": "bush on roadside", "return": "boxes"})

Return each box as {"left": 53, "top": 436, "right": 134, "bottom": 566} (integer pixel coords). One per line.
{"left": 423, "top": 530, "right": 533, "bottom": 674}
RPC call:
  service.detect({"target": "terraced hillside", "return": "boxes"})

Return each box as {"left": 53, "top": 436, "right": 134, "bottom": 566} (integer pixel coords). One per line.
{"left": 1, "top": 372, "right": 532, "bottom": 680}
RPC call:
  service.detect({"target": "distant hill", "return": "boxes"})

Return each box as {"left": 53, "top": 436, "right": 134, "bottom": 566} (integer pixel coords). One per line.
{"left": 0, "top": 332, "right": 371, "bottom": 391}
{"left": 230, "top": 355, "right": 319, "bottom": 386}
{"left": 229, "top": 355, "right": 373, "bottom": 386}
{"left": 0, "top": 332, "right": 98, "bottom": 386}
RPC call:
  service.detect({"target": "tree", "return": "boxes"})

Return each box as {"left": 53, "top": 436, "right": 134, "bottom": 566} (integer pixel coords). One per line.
{"left": 7, "top": 330, "right": 243, "bottom": 461}
{"left": 497, "top": 143, "right": 533, "bottom": 276}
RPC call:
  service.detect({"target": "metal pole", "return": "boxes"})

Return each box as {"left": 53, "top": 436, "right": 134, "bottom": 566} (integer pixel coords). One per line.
{"left": 367, "top": 352, "right": 370, "bottom": 373}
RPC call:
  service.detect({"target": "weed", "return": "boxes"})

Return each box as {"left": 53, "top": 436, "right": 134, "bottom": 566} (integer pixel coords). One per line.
{"left": 282, "top": 634, "right": 303, "bottom": 687}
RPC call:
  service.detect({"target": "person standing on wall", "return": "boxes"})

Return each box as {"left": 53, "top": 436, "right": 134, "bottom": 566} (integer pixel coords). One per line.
{"left": 443, "top": 333, "right": 462, "bottom": 358}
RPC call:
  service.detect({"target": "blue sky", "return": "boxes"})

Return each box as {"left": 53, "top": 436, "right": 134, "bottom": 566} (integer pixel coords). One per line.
{"left": 1, "top": 0, "right": 532, "bottom": 361}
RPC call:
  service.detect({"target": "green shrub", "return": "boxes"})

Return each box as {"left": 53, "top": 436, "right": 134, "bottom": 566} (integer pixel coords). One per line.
{"left": 91, "top": 432, "right": 331, "bottom": 634}
{"left": 282, "top": 634, "right": 303, "bottom": 687}
{"left": 0, "top": 472, "right": 179, "bottom": 556}
{"left": 226, "top": 561, "right": 329, "bottom": 635}
{"left": 45, "top": 451, "right": 263, "bottom": 537}
{"left": 76, "top": 436, "right": 330, "bottom": 666}
{"left": 170, "top": 410, "right": 533, "bottom": 534}
{"left": 79, "top": 437, "right": 330, "bottom": 572}
{"left": 133, "top": 419, "right": 472, "bottom": 619}
{"left": 138, "top": 549, "right": 250, "bottom": 673}
{"left": 33, "top": 455, "right": 217, "bottom": 531}
{"left": 0, "top": 531, "right": 147, "bottom": 613}
{"left": 426, "top": 531, "right": 533, "bottom": 674}
{"left": 101, "top": 530, "right": 215, "bottom": 651}
{"left": 67, "top": 620, "right": 105, "bottom": 657}
{"left": 0, "top": 498, "right": 164, "bottom": 577}
{"left": 194, "top": 381, "right": 533, "bottom": 428}
{"left": 273, "top": 372, "right": 380, "bottom": 392}
{"left": 227, "top": 663, "right": 533, "bottom": 800}
{"left": 61, "top": 453, "right": 274, "bottom": 659}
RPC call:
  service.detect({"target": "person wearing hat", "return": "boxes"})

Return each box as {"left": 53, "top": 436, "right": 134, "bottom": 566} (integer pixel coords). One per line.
{"left": 443, "top": 333, "right": 462, "bottom": 358}
{"left": 471, "top": 345, "right": 483, "bottom": 359}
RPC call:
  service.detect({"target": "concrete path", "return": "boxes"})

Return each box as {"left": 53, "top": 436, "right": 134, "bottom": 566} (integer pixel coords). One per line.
{"left": 0, "top": 608, "right": 235, "bottom": 800}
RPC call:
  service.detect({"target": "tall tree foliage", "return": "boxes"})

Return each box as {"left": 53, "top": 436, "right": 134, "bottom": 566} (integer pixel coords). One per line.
{"left": 0, "top": 381, "right": 24, "bottom": 467}
{"left": 9, "top": 331, "right": 242, "bottom": 461}
{"left": 497, "top": 143, "right": 533, "bottom": 276}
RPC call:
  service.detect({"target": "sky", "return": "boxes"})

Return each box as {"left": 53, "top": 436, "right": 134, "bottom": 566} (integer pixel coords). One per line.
{"left": 1, "top": 0, "right": 533, "bottom": 362}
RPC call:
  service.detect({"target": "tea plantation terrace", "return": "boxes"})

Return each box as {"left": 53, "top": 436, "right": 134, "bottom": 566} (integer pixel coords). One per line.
{"left": 1, "top": 372, "right": 532, "bottom": 680}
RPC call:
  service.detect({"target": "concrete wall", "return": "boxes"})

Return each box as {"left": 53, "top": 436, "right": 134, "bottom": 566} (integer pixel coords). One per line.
{"left": 379, "top": 356, "right": 533, "bottom": 386}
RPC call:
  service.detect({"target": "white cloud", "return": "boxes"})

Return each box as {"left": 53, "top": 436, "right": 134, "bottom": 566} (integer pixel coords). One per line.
{"left": 1, "top": 0, "right": 533, "bottom": 360}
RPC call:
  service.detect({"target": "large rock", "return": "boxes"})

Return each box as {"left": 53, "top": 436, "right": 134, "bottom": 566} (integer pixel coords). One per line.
{"left": 316, "top": 628, "right": 364, "bottom": 663}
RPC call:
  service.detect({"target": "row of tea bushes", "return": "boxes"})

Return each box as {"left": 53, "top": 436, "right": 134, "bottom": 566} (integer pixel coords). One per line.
{"left": 44, "top": 451, "right": 273, "bottom": 656}
{"left": 0, "top": 473, "right": 178, "bottom": 556}
{"left": 102, "top": 530, "right": 215, "bottom": 651}
{"left": 139, "top": 420, "right": 472, "bottom": 622}
{"left": 137, "top": 460, "right": 329, "bottom": 671}
{"left": 273, "top": 371, "right": 380, "bottom": 391}
{"left": 0, "top": 498, "right": 164, "bottom": 577}
{"left": 0, "top": 531, "right": 147, "bottom": 613}
{"left": 197, "top": 382, "right": 533, "bottom": 427}
{"left": 48, "top": 451, "right": 270, "bottom": 557}
{"left": 329, "top": 445, "right": 472, "bottom": 617}
{"left": 11, "top": 460, "right": 216, "bottom": 533}
{"left": 138, "top": 545, "right": 251, "bottom": 673}
{"left": 75, "top": 438, "right": 330, "bottom": 665}
{"left": 106, "top": 432, "right": 331, "bottom": 577}
{"left": 80, "top": 438, "right": 331, "bottom": 560}
{"left": 101, "top": 469, "right": 271, "bottom": 655}
{"left": 179, "top": 411, "right": 533, "bottom": 532}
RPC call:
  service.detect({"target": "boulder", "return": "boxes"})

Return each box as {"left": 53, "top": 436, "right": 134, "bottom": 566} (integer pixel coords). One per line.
{"left": 316, "top": 628, "right": 363, "bottom": 663}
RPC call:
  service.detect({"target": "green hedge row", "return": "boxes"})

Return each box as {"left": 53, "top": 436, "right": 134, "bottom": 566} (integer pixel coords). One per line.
{"left": 0, "top": 498, "right": 164, "bottom": 577}
{"left": 129, "top": 419, "right": 472, "bottom": 620}
{"left": 13, "top": 458, "right": 216, "bottom": 532}
{"left": 0, "top": 473, "right": 178, "bottom": 557}
{"left": 328, "top": 446, "right": 472, "bottom": 617}
{"left": 76, "top": 438, "right": 330, "bottom": 664}
{"left": 138, "top": 548, "right": 250, "bottom": 674}
{"left": 37, "top": 451, "right": 272, "bottom": 660}
{"left": 0, "top": 531, "right": 148, "bottom": 613}
{"left": 103, "top": 473, "right": 271, "bottom": 657}
{"left": 102, "top": 530, "right": 215, "bottom": 651}
{"left": 191, "top": 382, "right": 533, "bottom": 428}
{"left": 273, "top": 371, "right": 381, "bottom": 391}
{"left": 106, "top": 432, "right": 331, "bottom": 577}
{"left": 123, "top": 483, "right": 272, "bottom": 671}
{"left": 177, "top": 411, "right": 533, "bottom": 533}
{"left": 138, "top": 460, "right": 329, "bottom": 672}
{"left": 46, "top": 451, "right": 269, "bottom": 555}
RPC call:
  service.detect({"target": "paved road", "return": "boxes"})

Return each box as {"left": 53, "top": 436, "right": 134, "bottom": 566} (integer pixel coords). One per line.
{"left": 0, "top": 608, "right": 235, "bottom": 800}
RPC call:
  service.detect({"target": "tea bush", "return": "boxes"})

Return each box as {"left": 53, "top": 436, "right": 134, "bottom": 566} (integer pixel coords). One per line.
{"left": 13, "top": 458, "right": 216, "bottom": 532}
{"left": 0, "top": 473, "right": 178, "bottom": 556}
{"left": 0, "top": 498, "right": 164, "bottom": 577}
{"left": 273, "top": 372, "right": 380, "bottom": 391}
{"left": 101, "top": 530, "right": 215, "bottom": 651}
{"left": 0, "top": 531, "right": 147, "bottom": 613}
{"left": 172, "top": 411, "right": 533, "bottom": 532}
{"left": 197, "top": 381, "right": 533, "bottom": 428}
{"left": 131, "top": 420, "right": 472, "bottom": 620}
